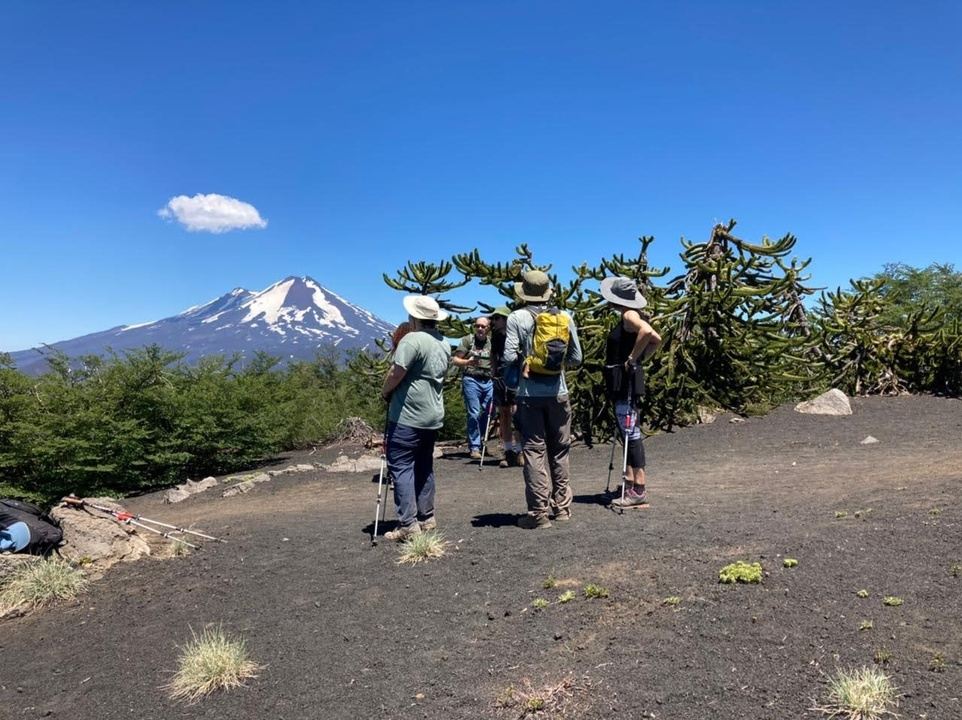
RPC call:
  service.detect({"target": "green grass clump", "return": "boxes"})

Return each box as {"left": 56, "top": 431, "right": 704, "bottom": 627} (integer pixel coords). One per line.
{"left": 0, "top": 559, "right": 87, "bottom": 613}
{"left": 859, "top": 620, "right": 873, "bottom": 631}
{"left": 928, "top": 507, "right": 942, "bottom": 516}
{"left": 882, "top": 596, "right": 902, "bottom": 607}
{"left": 663, "top": 596, "right": 681, "bottom": 607}
{"left": 930, "top": 653, "right": 946, "bottom": 673}
{"left": 396, "top": 530, "right": 447, "bottom": 565}
{"left": 557, "top": 590, "right": 576, "bottom": 604}
{"left": 856, "top": 589, "right": 870, "bottom": 598}
{"left": 542, "top": 575, "right": 557, "bottom": 589}
{"left": 532, "top": 598, "right": 549, "bottom": 610}
{"left": 167, "top": 626, "right": 261, "bottom": 702}
{"left": 835, "top": 510, "right": 849, "bottom": 519}
{"left": 950, "top": 564, "right": 961, "bottom": 578}
{"left": 783, "top": 558, "right": 798, "bottom": 568}
{"left": 816, "top": 666, "right": 898, "bottom": 719}
{"left": 719, "top": 561, "right": 763, "bottom": 584}
{"left": 873, "top": 648, "right": 893, "bottom": 665}
{"left": 583, "top": 584, "right": 609, "bottom": 599}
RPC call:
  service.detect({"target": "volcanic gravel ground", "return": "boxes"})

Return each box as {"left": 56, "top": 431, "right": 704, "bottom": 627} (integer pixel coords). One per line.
{"left": 2, "top": 395, "right": 961, "bottom": 719}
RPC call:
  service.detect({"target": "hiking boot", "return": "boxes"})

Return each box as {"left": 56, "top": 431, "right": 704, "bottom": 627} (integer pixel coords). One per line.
{"left": 384, "top": 523, "right": 423, "bottom": 542}
{"left": 552, "top": 508, "right": 572, "bottom": 522}
{"left": 612, "top": 487, "right": 648, "bottom": 508}
{"left": 498, "top": 456, "right": 510, "bottom": 468}
{"left": 469, "top": 449, "right": 482, "bottom": 460}
{"left": 419, "top": 517, "right": 437, "bottom": 532}
{"left": 514, "top": 451, "right": 525, "bottom": 467}
{"left": 517, "top": 514, "right": 552, "bottom": 530}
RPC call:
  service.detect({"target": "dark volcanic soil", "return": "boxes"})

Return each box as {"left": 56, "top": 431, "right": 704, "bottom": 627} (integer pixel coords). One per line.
{"left": 2, "top": 395, "right": 961, "bottom": 719}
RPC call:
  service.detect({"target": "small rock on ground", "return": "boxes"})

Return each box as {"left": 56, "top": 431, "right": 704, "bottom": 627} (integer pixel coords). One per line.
{"left": 795, "top": 388, "right": 852, "bottom": 416}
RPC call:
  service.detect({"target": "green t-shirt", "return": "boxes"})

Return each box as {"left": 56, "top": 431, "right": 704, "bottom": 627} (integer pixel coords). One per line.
{"left": 388, "top": 329, "right": 452, "bottom": 430}
{"left": 455, "top": 334, "right": 492, "bottom": 377}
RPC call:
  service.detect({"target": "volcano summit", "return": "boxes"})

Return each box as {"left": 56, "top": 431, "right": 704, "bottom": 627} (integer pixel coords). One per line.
{"left": 10, "top": 276, "right": 394, "bottom": 374}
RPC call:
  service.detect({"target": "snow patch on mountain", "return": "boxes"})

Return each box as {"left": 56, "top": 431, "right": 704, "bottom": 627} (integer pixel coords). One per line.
{"left": 9, "top": 275, "right": 394, "bottom": 375}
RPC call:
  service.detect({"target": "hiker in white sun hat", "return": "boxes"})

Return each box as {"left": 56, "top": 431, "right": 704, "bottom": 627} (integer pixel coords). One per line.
{"left": 380, "top": 295, "right": 451, "bottom": 541}
{"left": 599, "top": 277, "right": 661, "bottom": 509}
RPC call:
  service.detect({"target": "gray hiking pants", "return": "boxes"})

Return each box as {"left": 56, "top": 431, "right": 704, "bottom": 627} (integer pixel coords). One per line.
{"left": 516, "top": 395, "right": 573, "bottom": 518}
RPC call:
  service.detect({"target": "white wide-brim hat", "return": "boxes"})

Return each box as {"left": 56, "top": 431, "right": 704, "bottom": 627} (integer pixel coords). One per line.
{"left": 403, "top": 294, "right": 450, "bottom": 321}
{"left": 600, "top": 276, "right": 648, "bottom": 310}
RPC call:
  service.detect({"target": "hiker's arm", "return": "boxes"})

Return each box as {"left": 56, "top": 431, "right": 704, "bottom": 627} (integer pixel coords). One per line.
{"left": 503, "top": 315, "right": 521, "bottom": 365}
{"left": 565, "top": 317, "right": 583, "bottom": 369}
{"left": 451, "top": 336, "right": 478, "bottom": 368}
{"left": 381, "top": 364, "right": 407, "bottom": 401}
{"left": 623, "top": 311, "right": 661, "bottom": 365}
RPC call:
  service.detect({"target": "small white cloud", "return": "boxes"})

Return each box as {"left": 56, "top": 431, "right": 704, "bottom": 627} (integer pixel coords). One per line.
{"left": 158, "top": 193, "right": 268, "bottom": 233}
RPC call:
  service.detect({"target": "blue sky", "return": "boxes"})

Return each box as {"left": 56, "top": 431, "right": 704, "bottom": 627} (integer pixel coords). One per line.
{"left": 2, "top": 1, "right": 961, "bottom": 351}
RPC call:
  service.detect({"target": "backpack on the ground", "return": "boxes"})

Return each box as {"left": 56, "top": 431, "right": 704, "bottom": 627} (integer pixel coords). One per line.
{"left": 0, "top": 499, "right": 63, "bottom": 555}
{"left": 525, "top": 307, "right": 571, "bottom": 375}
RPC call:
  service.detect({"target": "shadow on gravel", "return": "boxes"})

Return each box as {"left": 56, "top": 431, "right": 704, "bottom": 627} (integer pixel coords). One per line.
{"left": 362, "top": 519, "right": 399, "bottom": 537}
{"left": 471, "top": 513, "right": 518, "bottom": 528}
{"left": 573, "top": 492, "right": 613, "bottom": 506}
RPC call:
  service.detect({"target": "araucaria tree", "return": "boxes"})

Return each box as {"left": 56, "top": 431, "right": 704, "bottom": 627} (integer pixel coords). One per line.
{"left": 371, "top": 219, "right": 962, "bottom": 441}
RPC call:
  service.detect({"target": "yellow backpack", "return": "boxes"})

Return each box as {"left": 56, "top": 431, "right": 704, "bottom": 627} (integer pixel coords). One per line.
{"left": 526, "top": 307, "right": 571, "bottom": 375}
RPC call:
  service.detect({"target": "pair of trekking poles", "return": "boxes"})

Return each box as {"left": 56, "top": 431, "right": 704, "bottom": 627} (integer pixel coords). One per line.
{"left": 63, "top": 496, "right": 224, "bottom": 548}
{"left": 372, "top": 397, "right": 497, "bottom": 546}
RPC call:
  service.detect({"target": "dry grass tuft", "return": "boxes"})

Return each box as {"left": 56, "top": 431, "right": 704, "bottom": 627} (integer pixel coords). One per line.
{"left": 397, "top": 530, "right": 448, "bottom": 565}
{"left": 814, "top": 666, "right": 898, "bottom": 719}
{"left": 167, "top": 625, "right": 261, "bottom": 702}
{"left": 495, "top": 675, "right": 592, "bottom": 717}
{"left": 0, "top": 558, "right": 87, "bottom": 613}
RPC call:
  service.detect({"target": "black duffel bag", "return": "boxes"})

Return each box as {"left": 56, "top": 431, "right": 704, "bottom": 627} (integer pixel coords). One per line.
{"left": 0, "top": 499, "right": 63, "bottom": 555}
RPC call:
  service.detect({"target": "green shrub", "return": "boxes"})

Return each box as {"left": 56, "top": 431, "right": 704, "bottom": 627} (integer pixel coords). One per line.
{"left": 167, "top": 625, "right": 260, "bottom": 702}
{"left": 583, "top": 584, "right": 609, "bottom": 599}
{"left": 719, "top": 561, "right": 763, "bottom": 584}
{"left": 557, "top": 590, "right": 576, "bottom": 604}
{"left": 396, "top": 530, "right": 447, "bottom": 565}
{"left": 0, "top": 558, "right": 87, "bottom": 613}
{"left": 882, "top": 596, "right": 903, "bottom": 607}
{"left": 818, "top": 666, "right": 898, "bottom": 719}
{"left": 783, "top": 558, "right": 798, "bottom": 568}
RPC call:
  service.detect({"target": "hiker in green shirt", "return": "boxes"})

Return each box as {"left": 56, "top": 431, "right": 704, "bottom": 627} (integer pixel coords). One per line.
{"left": 452, "top": 317, "right": 494, "bottom": 459}
{"left": 380, "top": 295, "right": 452, "bottom": 542}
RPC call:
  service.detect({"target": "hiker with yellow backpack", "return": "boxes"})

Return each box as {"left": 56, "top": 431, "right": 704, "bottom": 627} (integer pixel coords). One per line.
{"left": 503, "top": 270, "right": 583, "bottom": 529}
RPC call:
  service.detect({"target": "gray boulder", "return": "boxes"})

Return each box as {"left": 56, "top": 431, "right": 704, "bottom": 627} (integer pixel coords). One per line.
{"left": 794, "top": 389, "right": 852, "bottom": 416}
{"left": 49, "top": 497, "right": 151, "bottom": 572}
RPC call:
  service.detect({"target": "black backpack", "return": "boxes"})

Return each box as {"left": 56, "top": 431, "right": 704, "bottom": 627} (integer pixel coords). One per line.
{"left": 0, "top": 499, "right": 64, "bottom": 555}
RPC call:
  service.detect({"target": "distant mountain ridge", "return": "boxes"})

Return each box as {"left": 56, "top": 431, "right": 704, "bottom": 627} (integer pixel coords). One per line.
{"left": 9, "top": 276, "right": 394, "bottom": 375}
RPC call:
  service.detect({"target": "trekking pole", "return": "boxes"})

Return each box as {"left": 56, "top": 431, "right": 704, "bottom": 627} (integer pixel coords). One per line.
{"left": 63, "top": 496, "right": 221, "bottom": 543}
{"left": 605, "top": 432, "right": 617, "bottom": 494}
{"left": 372, "top": 418, "right": 389, "bottom": 546}
{"left": 618, "top": 404, "right": 633, "bottom": 511}
{"left": 478, "top": 397, "right": 496, "bottom": 471}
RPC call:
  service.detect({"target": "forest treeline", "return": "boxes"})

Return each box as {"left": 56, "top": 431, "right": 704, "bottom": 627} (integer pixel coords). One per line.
{"left": 3, "top": 221, "right": 960, "bottom": 502}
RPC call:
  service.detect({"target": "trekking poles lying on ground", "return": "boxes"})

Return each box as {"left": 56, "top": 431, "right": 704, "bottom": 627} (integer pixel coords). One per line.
{"left": 371, "top": 421, "right": 390, "bottom": 547}
{"left": 63, "top": 496, "right": 224, "bottom": 549}
{"left": 478, "top": 398, "right": 496, "bottom": 471}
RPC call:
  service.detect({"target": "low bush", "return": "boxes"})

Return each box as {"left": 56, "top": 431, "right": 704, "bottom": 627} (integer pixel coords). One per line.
{"left": 719, "top": 561, "right": 763, "bottom": 584}
{"left": 168, "top": 625, "right": 261, "bottom": 702}
{"left": 397, "top": 530, "right": 447, "bottom": 565}
{"left": 816, "top": 666, "right": 898, "bottom": 719}
{"left": 0, "top": 558, "right": 87, "bottom": 613}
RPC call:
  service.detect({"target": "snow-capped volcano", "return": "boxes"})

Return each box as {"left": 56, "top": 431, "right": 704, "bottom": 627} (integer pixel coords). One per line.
{"left": 10, "top": 276, "right": 394, "bottom": 375}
